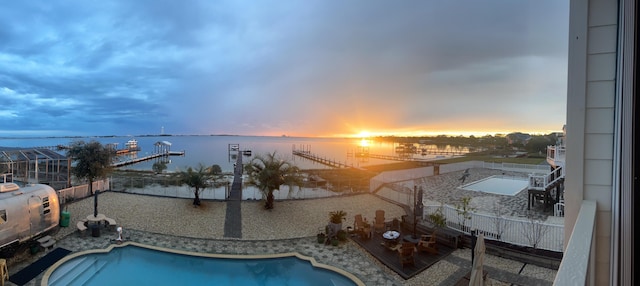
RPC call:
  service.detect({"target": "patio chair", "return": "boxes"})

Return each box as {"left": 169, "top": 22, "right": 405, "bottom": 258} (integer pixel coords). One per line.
{"left": 374, "top": 210, "right": 386, "bottom": 233}
{"left": 354, "top": 214, "right": 364, "bottom": 231}
{"left": 389, "top": 218, "right": 400, "bottom": 231}
{"left": 398, "top": 242, "right": 415, "bottom": 268}
{"left": 354, "top": 214, "right": 371, "bottom": 239}
{"left": 417, "top": 234, "right": 438, "bottom": 254}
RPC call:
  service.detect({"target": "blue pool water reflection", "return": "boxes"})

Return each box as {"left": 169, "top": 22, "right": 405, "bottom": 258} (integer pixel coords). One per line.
{"left": 46, "top": 244, "right": 359, "bottom": 286}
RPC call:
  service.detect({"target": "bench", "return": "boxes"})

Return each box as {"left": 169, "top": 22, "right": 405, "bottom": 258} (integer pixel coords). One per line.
{"left": 104, "top": 217, "right": 117, "bottom": 231}
{"left": 77, "top": 221, "right": 88, "bottom": 236}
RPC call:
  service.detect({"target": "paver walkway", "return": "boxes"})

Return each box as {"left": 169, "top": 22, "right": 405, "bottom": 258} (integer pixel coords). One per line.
{"left": 223, "top": 155, "right": 242, "bottom": 238}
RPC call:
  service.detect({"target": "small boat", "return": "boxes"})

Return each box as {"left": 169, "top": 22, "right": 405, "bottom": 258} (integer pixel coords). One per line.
{"left": 115, "top": 139, "right": 141, "bottom": 154}
{"left": 125, "top": 139, "right": 140, "bottom": 151}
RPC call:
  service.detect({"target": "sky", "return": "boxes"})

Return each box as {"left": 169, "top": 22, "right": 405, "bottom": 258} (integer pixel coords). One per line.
{"left": 0, "top": 0, "right": 569, "bottom": 138}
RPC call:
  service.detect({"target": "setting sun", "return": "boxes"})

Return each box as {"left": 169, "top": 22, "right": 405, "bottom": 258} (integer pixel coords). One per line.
{"left": 356, "top": 131, "right": 371, "bottom": 138}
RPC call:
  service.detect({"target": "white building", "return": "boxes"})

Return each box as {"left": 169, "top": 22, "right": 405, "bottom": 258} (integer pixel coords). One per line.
{"left": 557, "top": 1, "right": 637, "bottom": 285}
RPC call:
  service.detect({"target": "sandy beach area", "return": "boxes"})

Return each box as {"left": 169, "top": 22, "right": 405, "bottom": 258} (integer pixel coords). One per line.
{"left": 56, "top": 191, "right": 407, "bottom": 241}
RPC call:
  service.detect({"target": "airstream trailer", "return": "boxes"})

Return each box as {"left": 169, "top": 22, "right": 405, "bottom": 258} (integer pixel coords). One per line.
{"left": 0, "top": 182, "right": 60, "bottom": 255}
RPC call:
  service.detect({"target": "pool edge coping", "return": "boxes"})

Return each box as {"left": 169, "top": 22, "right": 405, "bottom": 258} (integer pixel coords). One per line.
{"left": 40, "top": 241, "right": 366, "bottom": 286}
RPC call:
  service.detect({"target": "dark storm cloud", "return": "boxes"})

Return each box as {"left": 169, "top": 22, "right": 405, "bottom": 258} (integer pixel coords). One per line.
{"left": 0, "top": 0, "right": 568, "bottom": 137}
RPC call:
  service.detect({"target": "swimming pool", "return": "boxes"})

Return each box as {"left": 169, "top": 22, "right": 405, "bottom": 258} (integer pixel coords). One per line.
{"left": 42, "top": 242, "right": 362, "bottom": 286}
{"left": 460, "top": 175, "right": 528, "bottom": 196}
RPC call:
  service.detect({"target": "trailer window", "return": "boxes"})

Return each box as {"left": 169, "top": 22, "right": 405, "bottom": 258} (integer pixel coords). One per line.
{"left": 42, "top": 196, "right": 51, "bottom": 216}
{"left": 0, "top": 210, "right": 6, "bottom": 224}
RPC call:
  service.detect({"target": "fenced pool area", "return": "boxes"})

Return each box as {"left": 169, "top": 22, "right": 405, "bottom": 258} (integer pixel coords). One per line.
{"left": 460, "top": 175, "right": 529, "bottom": 196}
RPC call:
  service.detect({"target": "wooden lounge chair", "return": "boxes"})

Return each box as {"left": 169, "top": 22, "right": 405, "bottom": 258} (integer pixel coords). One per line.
{"left": 354, "top": 214, "right": 371, "bottom": 239}
{"left": 398, "top": 242, "right": 416, "bottom": 268}
{"left": 374, "top": 210, "right": 386, "bottom": 233}
{"left": 417, "top": 234, "right": 438, "bottom": 254}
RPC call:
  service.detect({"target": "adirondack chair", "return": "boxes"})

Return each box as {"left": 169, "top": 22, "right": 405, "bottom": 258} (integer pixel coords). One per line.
{"left": 417, "top": 234, "right": 438, "bottom": 254}
{"left": 398, "top": 242, "right": 416, "bottom": 268}
{"left": 354, "top": 214, "right": 371, "bottom": 239}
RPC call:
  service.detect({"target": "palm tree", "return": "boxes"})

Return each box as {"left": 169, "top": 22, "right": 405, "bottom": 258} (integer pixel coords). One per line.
{"left": 244, "top": 152, "right": 302, "bottom": 209}
{"left": 67, "top": 140, "right": 114, "bottom": 217}
{"left": 176, "top": 163, "right": 220, "bottom": 206}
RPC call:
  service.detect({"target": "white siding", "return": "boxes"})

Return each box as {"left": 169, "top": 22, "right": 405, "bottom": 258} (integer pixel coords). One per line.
{"left": 566, "top": 0, "right": 618, "bottom": 284}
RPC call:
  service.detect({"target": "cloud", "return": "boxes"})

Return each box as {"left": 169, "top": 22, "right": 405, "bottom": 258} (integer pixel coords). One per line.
{"left": 0, "top": 0, "right": 568, "bottom": 137}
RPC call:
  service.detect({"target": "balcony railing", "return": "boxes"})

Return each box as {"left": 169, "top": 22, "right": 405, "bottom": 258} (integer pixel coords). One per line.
{"left": 553, "top": 200, "right": 596, "bottom": 285}
{"left": 547, "top": 145, "right": 566, "bottom": 167}
{"left": 528, "top": 166, "right": 564, "bottom": 191}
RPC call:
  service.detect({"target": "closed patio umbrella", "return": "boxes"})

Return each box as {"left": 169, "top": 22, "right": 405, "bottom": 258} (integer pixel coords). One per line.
{"left": 468, "top": 233, "right": 486, "bottom": 286}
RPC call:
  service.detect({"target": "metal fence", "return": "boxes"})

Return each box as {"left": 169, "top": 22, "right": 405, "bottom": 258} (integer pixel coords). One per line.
{"left": 109, "top": 175, "right": 345, "bottom": 201}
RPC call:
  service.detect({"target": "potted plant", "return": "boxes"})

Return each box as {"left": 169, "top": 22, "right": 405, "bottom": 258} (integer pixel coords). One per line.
{"left": 429, "top": 204, "right": 447, "bottom": 235}
{"left": 328, "top": 210, "right": 347, "bottom": 238}
{"left": 329, "top": 210, "right": 347, "bottom": 225}
{"left": 337, "top": 229, "right": 347, "bottom": 241}
{"left": 331, "top": 237, "right": 340, "bottom": 246}
{"left": 317, "top": 227, "right": 326, "bottom": 243}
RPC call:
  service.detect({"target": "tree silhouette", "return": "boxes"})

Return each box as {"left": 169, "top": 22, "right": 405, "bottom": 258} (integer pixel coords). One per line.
{"left": 244, "top": 152, "right": 302, "bottom": 209}
{"left": 67, "top": 140, "right": 113, "bottom": 217}
{"left": 175, "top": 163, "right": 220, "bottom": 206}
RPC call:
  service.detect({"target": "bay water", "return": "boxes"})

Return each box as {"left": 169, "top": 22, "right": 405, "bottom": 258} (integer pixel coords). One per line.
{"left": 0, "top": 135, "right": 464, "bottom": 173}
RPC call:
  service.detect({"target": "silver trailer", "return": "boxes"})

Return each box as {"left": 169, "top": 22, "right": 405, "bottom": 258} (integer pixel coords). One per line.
{"left": 0, "top": 182, "right": 60, "bottom": 253}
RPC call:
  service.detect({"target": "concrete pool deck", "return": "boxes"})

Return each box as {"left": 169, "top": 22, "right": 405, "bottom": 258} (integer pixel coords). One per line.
{"left": 5, "top": 189, "right": 558, "bottom": 286}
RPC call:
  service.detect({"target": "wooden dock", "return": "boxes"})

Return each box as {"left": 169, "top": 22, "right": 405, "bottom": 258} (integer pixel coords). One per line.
{"left": 292, "top": 150, "right": 351, "bottom": 169}
{"left": 111, "top": 151, "right": 185, "bottom": 167}
{"left": 366, "top": 153, "right": 443, "bottom": 163}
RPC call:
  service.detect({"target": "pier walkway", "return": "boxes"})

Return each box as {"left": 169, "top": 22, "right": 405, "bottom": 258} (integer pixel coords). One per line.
{"left": 292, "top": 150, "right": 351, "bottom": 168}
{"left": 111, "top": 151, "right": 185, "bottom": 167}
{"left": 223, "top": 155, "right": 243, "bottom": 238}
{"left": 367, "top": 153, "right": 441, "bottom": 164}
{"left": 293, "top": 149, "right": 441, "bottom": 168}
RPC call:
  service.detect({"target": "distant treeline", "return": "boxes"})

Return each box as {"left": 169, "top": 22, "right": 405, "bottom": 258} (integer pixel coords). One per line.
{"left": 372, "top": 132, "right": 560, "bottom": 155}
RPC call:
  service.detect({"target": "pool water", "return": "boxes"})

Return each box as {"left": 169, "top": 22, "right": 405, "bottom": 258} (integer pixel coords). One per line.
{"left": 460, "top": 176, "right": 528, "bottom": 196}
{"left": 46, "top": 245, "right": 358, "bottom": 286}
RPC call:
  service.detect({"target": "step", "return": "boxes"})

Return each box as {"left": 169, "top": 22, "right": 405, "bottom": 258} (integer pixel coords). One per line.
{"left": 64, "top": 257, "right": 108, "bottom": 286}
{"left": 47, "top": 257, "right": 89, "bottom": 286}
{"left": 36, "top": 235, "right": 52, "bottom": 244}
{"left": 40, "top": 238, "right": 56, "bottom": 249}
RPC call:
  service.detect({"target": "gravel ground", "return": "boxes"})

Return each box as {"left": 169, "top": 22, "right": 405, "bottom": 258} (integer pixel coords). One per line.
{"left": 57, "top": 191, "right": 406, "bottom": 241}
